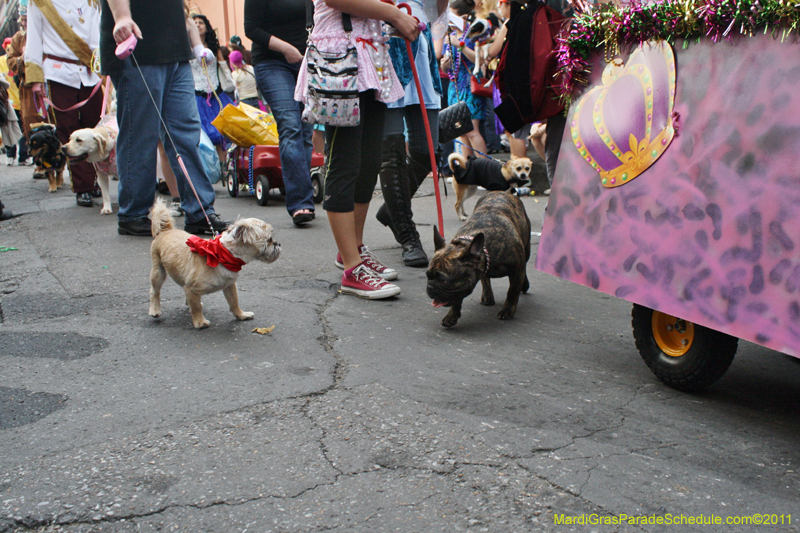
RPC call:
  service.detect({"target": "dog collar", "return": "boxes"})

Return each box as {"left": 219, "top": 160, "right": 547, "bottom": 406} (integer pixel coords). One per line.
{"left": 186, "top": 235, "right": 246, "bottom": 272}
{"left": 454, "top": 235, "right": 490, "bottom": 277}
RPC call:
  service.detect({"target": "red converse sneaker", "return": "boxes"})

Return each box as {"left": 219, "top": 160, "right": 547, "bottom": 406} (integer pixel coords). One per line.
{"left": 341, "top": 263, "right": 401, "bottom": 299}
{"left": 334, "top": 244, "right": 398, "bottom": 281}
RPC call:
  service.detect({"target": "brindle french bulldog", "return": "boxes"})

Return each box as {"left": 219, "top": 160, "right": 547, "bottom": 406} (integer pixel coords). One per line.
{"left": 426, "top": 191, "right": 531, "bottom": 328}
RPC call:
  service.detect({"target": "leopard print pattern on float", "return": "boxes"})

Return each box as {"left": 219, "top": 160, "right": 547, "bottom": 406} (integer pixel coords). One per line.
{"left": 537, "top": 34, "right": 800, "bottom": 357}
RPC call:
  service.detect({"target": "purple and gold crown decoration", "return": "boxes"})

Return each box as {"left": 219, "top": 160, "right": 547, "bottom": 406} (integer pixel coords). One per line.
{"left": 570, "top": 40, "right": 676, "bottom": 188}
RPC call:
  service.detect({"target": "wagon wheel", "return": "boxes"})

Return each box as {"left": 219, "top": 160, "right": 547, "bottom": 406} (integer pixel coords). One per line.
{"left": 311, "top": 172, "right": 324, "bottom": 204}
{"left": 255, "top": 175, "right": 270, "bottom": 206}
{"left": 225, "top": 147, "right": 238, "bottom": 197}
{"left": 226, "top": 163, "right": 238, "bottom": 198}
{"left": 632, "top": 304, "right": 738, "bottom": 392}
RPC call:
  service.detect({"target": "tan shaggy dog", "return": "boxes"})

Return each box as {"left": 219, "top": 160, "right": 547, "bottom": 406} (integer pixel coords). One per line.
{"left": 148, "top": 199, "right": 281, "bottom": 329}
{"left": 449, "top": 153, "right": 533, "bottom": 221}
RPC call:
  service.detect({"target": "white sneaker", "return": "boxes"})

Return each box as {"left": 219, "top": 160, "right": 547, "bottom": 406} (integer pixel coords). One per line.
{"left": 19, "top": 157, "right": 33, "bottom": 166}
{"left": 168, "top": 198, "right": 184, "bottom": 218}
{"left": 335, "top": 244, "right": 398, "bottom": 281}
{"left": 5, "top": 156, "right": 15, "bottom": 166}
{"left": 340, "top": 264, "right": 401, "bottom": 299}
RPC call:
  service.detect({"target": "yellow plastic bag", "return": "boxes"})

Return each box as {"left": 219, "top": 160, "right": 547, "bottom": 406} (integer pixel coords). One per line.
{"left": 211, "top": 103, "right": 279, "bottom": 147}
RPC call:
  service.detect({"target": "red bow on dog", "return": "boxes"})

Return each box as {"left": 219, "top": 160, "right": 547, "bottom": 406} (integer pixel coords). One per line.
{"left": 186, "top": 235, "right": 246, "bottom": 272}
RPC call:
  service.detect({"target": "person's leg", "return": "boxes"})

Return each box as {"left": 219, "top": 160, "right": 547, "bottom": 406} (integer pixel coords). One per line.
{"left": 544, "top": 112, "right": 567, "bottom": 186}
{"left": 112, "top": 65, "right": 162, "bottom": 224}
{"left": 312, "top": 127, "right": 325, "bottom": 156}
{"left": 4, "top": 143, "right": 16, "bottom": 164}
{"left": 324, "top": 119, "right": 363, "bottom": 271}
{"left": 157, "top": 140, "right": 183, "bottom": 217}
{"left": 377, "top": 107, "right": 408, "bottom": 239}
{"left": 483, "top": 98, "right": 502, "bottom": 152}
{"left": 383, "top": 104, "right": 438, "bottom": 266}
{"left": 159, "top": 62, "right": 222, "bottom": 227}
{"left": 352, "top": 96, "right": 386, "bottom": 246}
{"left": 16, "top": 116, "right": 29, "bottom": 162}
{"left": 254, "top": 60, "right": 314, "bottom": 220}
{"left": 466, "top": 119, "right": 488, "bottom": 158}
{"left": 49, "top": 81, "right": 99, "bottom": 197}
{"left": 158, "top": 141, "right": 180, "bottom": 197}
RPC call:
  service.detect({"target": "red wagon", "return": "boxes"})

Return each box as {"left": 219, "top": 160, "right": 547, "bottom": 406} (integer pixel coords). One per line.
{"left": 224, "top": 145, "right": 325, "bottom": 206}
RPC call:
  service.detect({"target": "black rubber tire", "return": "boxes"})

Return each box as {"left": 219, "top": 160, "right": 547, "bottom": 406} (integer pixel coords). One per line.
{"left": 226, "top": 170, "right": 238, "bottom": 198}
{"left": 632, "top": 304, "right": 738, "bottom": 392}
{"left": 255, "top": 175, "right": 269, "bottom": 206}
{"left": 311, "top": 173, "right": 324, "bottom": 204}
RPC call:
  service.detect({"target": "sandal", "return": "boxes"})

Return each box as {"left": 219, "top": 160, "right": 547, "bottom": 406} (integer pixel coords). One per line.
{"left": 292, "top": 209, "right": 315, "bottom": 226}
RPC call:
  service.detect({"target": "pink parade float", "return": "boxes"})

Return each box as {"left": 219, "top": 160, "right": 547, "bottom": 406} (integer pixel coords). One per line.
{"left": 537, "top": 0, "right": 800, "bottom": 390}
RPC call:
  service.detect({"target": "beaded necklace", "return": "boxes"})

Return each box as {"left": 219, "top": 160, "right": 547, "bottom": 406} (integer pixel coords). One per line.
{"left": 446, "top": 27, "right": 469, "bottom": 87}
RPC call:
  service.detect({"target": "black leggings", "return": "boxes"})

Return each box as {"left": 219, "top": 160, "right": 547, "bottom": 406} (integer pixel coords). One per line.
{"left": 323, "top": 92, "right": 386, "bottom": 212}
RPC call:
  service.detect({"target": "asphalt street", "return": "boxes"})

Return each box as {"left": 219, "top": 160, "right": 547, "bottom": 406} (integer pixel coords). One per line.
{"left": 0, "top": 150, "right": 798, "bottom": 533}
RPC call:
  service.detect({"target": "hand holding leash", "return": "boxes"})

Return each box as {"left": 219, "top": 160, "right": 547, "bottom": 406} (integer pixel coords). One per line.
{"left": 115, "top": 33, "right": 138, "bottom": 60}
{"left": 192, "top": 45, "right": 215, "bottom": 64}
{"left": 112, "top": 17, "right": 142, "bottom": 45}
{"left": 382, "top": 0, "right": 423, "bottom": 41}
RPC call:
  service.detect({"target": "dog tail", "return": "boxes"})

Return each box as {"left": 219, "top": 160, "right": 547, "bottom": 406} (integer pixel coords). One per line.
{"left": 448, "top": 153, "right": 469, "bottom": 183}
{"left": 149, "top": 197, "right": 174, "bottom": 237}
{"left": 448, "top": 153, "right": 467, "bottom": 173}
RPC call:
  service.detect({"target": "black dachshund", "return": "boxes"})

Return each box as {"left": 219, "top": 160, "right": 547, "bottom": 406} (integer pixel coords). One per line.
{"left": 28, "top": 123, "right": 67, "bottom": 193}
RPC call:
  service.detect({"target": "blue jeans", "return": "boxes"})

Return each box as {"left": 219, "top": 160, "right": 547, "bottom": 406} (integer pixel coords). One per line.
{"left": 111, "top": 61, "right": 217, "bottom": 223}
{"left": 254, "top": 60, "right": 314, "bottom": 216}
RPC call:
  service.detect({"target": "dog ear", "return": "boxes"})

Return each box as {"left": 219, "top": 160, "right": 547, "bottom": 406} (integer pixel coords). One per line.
{"left": 465, "top": 233, "right": 485, "bottom": 262}
{"left": 227, "top": 224, "right": 242, "bottom": 242}
{"left": 96, "top": 133, "right": 109, "bottom": 157}
{"left": 433, "top": 226, "right": 446, "bottom": 251}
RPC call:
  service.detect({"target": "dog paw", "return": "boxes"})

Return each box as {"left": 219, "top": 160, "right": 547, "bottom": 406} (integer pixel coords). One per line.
{"left": 236, "top": 311, "right": 255, "bottom": 321}
{"left": 459, "top": 214, "right": 468, "bottom": 221}
{"left": 441, "top": 312, "right": 460, "bottom": 328}
{"left": 149, "top": 308, "right": 162, "bottom": 318}
{"left": 193, "top": 319, "right": 211, "bottom": 329}
{"left": 100, "top": 207, "right": 113, "bottom": 215}
{"left": 497, "top": 307, "right": 516, "bottom": 320}
{"left": 49, "top": 188, "right": 58, "bottom": 193}
{"left": 480, "top": 296, "right": 495, "bottom": 306}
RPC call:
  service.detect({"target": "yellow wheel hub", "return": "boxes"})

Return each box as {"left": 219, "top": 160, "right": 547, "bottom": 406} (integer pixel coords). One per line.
{"left": 652, "top": 311, "right": 694, "bottom": 357}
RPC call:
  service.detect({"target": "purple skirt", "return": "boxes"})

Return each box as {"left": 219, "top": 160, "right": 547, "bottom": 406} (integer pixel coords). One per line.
{"left": 195, "top": 92, "right": 235, "bottom": 146}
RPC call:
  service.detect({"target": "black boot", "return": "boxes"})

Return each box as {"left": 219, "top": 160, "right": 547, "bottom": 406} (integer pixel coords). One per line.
{"left": 378, "top": 135, "right": 428, "bottom": 267}
{"left": 375, "top": 148, "right": 434, "bottom": 235}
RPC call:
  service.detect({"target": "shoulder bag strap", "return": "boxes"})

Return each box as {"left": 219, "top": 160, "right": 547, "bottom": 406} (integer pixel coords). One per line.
{"left": 306, "top": 0, "right": 314, "bottom": 31}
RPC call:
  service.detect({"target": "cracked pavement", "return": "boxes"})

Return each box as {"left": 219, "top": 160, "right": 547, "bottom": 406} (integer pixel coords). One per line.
{"left": 1, "top": 161, "right": 799, "bottom": 532}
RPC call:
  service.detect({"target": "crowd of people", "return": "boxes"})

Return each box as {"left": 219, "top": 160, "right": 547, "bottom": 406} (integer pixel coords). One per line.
{"left": 0, "top": 0, "right": 576, "bottom": 300}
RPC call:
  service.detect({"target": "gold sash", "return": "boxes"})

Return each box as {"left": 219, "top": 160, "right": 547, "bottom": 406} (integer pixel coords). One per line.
{"left": 31, "top": 0, "right": 93, "bottom": 67}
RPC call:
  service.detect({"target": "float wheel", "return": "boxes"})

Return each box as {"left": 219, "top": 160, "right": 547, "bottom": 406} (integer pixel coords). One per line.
{"left": 632, "top": 304, "right": 738, "bottom": 391}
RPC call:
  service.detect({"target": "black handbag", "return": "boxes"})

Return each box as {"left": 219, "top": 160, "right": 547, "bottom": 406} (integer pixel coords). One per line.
{"left": 439, "top": 31, "right": 474, "bottom": 144}
{"left": 438, "top": 100, "right": 473, "bottom": 144}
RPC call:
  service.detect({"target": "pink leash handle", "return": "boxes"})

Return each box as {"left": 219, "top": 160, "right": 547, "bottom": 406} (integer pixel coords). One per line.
{"left": 115, "top": 34, "right": 138, "bottom": 60}
{"left": 396, "top": 2, "right": 445, "bottom": 237}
